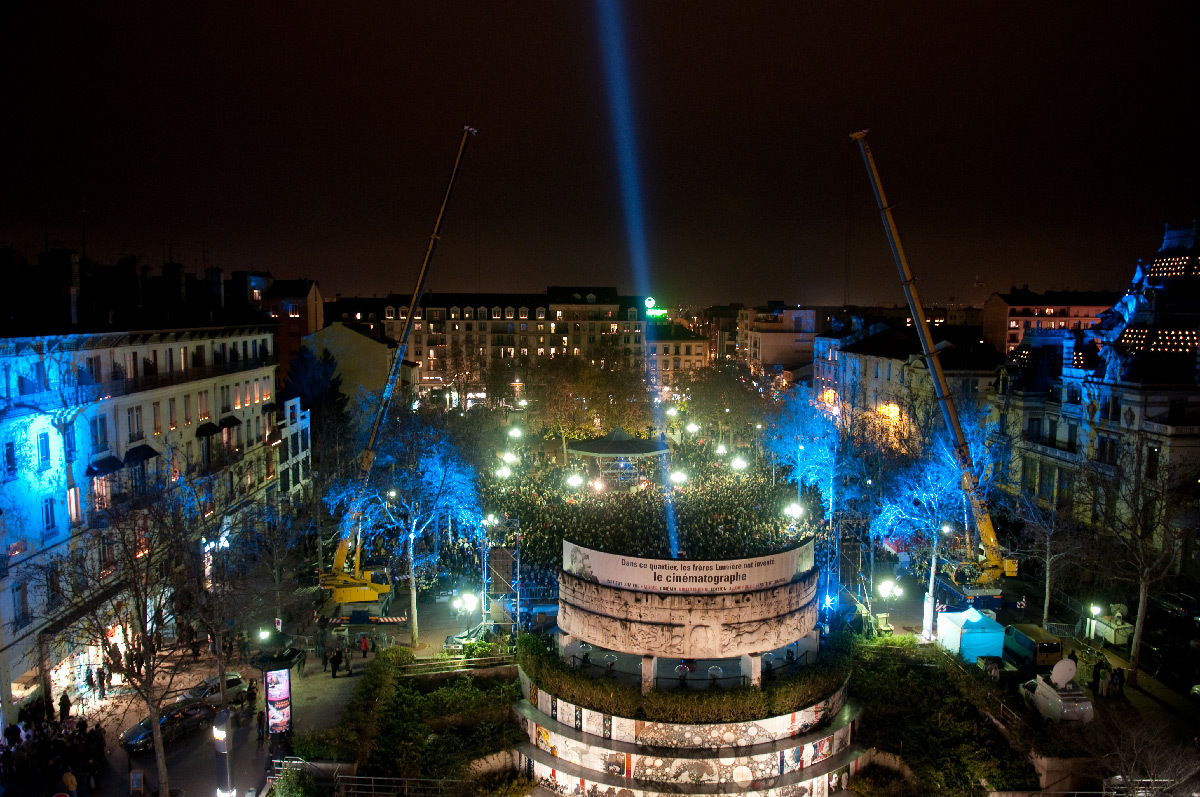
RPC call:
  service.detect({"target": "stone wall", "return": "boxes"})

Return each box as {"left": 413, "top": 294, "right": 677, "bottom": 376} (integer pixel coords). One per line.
{"left": 558, "top": 569, "right": 819, "bottom": 659}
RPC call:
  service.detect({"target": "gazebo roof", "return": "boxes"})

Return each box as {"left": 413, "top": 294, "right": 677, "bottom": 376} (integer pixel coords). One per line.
{"left": 567, "top": 427, "right": 669, "bottom": 458}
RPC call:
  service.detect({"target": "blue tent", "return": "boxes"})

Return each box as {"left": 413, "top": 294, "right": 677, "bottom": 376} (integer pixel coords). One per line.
{"left": 937, "top": 607, "right": 1004, "bottom": 662}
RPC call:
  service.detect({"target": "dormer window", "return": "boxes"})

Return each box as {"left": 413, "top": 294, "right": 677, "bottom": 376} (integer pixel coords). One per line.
{"left": 536, "top": 308, "right": 546, "bottom": 319}
{"left": 385, "top": 307, "right": 396, "bottom": 320}
{"left": 450, "top": 308, "right": 460, "bottom": 319}
{"left": 492, "top": 307, "right": 501, "bottom": 319}
{"left": 505, "top": 307, "right": 515, "bottom": 319}
{"left": 519, "top": 307, "right": 529, "bottom": 319}
{"left": 586, "top": 293, "right": 596, "bottom": 304}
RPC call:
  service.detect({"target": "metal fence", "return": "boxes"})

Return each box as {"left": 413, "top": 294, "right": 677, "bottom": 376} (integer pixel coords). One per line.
{"left": 398, "top": 655, "right": 514, "bottom": 677}
{"left": 271, "top": 759, "right": 467, "bottom": 797}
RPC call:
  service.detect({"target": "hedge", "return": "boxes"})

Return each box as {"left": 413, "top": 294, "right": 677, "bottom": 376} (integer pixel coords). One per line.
{"left": 515, "top": 632, "right": 852, "bottom": 724}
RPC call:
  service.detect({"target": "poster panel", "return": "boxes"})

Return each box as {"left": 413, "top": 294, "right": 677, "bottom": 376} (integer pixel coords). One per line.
{"left": 266, "top": 668, "right": 292, "bottom": 734}
{"left": 562, "top": 540, "right": 812, "bottom": 595}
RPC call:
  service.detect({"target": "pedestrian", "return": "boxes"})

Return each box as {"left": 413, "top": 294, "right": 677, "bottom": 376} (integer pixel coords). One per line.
{"left": 247, "top": 678, "right": 257, "bottom": 709}
{"left": 1067, "top": 649, "right": 1078, "bottom": 665}
{"left": 360, "top": 634, "right": 369, "bottom": 659}
{"left": 319, "top": 644, "right": 328, "bottom": 672}
{"left": 256, "top": 709, "right": 266, "bottom": 741}
{"left": 58, "top": 692, "right": 71, "bottom": 723}
{"left": 330, "top": 649, "right": 342, "bottom": 679}
{"left": 1090, "top": 659, "right": 1103, "bottom": 692}
{"left": 62, "top": 766, "right": 78, "bottom": 797}
{"left": 1100, "top": 668, "right": 1111, "bottom": 697}
{"left": 85, "top": 668, "right": 95, "bottom": 693}
{"left": 97, "top": 668, "right": 106, "bottom": 701}
{"left": 1112, "top": 666, "right": 1125, "bottom": 696}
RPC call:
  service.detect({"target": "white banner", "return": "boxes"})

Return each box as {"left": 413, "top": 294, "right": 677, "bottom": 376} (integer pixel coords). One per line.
{"left": 562, "top": 540, "right": 812, "bottom": 595}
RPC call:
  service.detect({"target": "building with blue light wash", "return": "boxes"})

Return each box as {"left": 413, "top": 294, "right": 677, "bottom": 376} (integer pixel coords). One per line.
{"left": 0, "top": 325, "right": 311, "bottom": 721}
{"left": 993, "top": 221, "right": 1200, "bottom": 576}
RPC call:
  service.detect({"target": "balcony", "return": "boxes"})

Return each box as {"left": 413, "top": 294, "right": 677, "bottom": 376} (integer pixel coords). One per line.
{"left": 1020, "top": 431, "right": 1078, "bottom": 456}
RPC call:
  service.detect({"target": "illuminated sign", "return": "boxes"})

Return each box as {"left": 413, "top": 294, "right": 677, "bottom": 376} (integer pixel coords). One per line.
{"left": 266, "top": 668, "right": 292, "bottom": 734}
{"left": 644, "top": 297, "right": 656, "bottom": 309}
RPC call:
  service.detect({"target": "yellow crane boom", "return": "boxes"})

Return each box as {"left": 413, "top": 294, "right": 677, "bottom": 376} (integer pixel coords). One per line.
{"left": 851, "top": 130, "right": 1016, "bottom": 585}
{"left": 320, "top": 126, "right": 477, "bottom": 604}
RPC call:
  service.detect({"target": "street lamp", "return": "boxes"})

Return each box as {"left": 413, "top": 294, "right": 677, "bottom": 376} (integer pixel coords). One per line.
{"left": 716, "top": 444, "right": 727, "bottom": 455}
{"left": 566, "top": 472, "right": 584, "bottom": 489}
{"left": 502, "top": 451, "right": 517, "bottom": 464}
{"left": 784, "top": 503, "right": 803, "bottom": 522}
{"left": 495, "top": 466, "right": 512, "bottom": 478}
{"left": 686, "top": 423, "right": 699, "bottom": 434}
{"left": 923, "top": 524, "right": 954, "bottom": 639}
{"left": 669, "top": 471, "right": 688, "bottom": 485}
{"left": 666, "top": 407, "right": 678, "bottom": 417}
{"left": 509, "top": 427, "right": 522, "bottom": 439}
{"left": 731, "top": 457, "right": 747, "bottom": 470}
{"left": 461, "top": 592, "right": 478, "bottom": 627}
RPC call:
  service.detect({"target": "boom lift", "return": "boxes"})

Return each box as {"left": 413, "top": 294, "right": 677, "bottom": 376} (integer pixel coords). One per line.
{"left": 320, "top": 126, "right": 477, "bottom": 609}
{"left": 851, "top": 131, "right": 1016, "bottom": 623}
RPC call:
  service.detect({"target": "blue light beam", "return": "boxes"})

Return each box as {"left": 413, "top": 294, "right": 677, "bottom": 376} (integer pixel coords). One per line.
{"left": 595, "top": 0, "right": 677, "bottom": 557}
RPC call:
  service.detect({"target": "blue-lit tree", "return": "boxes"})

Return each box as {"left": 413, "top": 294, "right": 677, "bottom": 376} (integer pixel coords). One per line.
{"left": 326, "top": 408, "right": 481, "bottom": 648}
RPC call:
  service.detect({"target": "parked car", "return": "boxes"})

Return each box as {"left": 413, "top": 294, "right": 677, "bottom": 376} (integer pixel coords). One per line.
{"left": 120, "top": 700, "right": 217, "bottom": 753}
{"left": 1019, "top": 675, "right": 1094, "bottom": 723}
{"left": 176, "top": 671, "right": 250, "bottom": 706}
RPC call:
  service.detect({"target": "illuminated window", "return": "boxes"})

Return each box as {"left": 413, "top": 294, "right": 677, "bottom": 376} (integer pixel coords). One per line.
{"left": 67, "top": 487, "right": 82, "bottom": 526}
{"left": 153, "top": 402, "right": 162, "bottom": 435}
{"left": 36, "top": 432, "right": 50, "bottom": 469}
{"left": 244, "top": 382, "right": 251, "bottom": 406}
{"left": 288, "top": 304, "right": 300, "bottom": 318}
{"left": 234, "top": 383, "right": 242, "bottom": 410}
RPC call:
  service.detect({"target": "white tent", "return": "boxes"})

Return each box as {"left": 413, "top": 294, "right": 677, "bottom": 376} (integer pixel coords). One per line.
{"left": 937, "top": 607, "right": 1004, "bottom": 662}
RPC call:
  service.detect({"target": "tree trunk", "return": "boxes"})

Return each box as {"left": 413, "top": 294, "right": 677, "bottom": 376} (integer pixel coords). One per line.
{"left": 408, "top": 530, "right": 419, "bottom": 649}
{"left": 1128, "top": 579, "right": 1149, "bottom": 687}
{"left": 150, "top": 703, "right": 170, "bottom": 796}
{"left": 1042, "top": 535, "right": 1053, "bottom": 628}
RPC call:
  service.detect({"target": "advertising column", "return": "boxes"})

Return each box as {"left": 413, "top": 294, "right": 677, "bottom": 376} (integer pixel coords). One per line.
{"left": 265, "top": 668, "right": 292, "bottom": 734}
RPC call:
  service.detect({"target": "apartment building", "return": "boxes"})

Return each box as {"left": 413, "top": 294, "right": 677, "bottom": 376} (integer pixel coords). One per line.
{"left": 326, "top": 287, "right": 652, "bottom": 401}
{"left": 645, "top": 323, "right": 707, "bottom": 390}
{"left": 983, "top": 288, "right": 1119, "bottom": 356}
{"left": 736, "top": 303, "right": 818, "bottom": 380}
{"left": 0, "top": 326, "right": 309, "bottom": 721}
{"left": 994, "top": 222, "right": 1200, "bottom": 570}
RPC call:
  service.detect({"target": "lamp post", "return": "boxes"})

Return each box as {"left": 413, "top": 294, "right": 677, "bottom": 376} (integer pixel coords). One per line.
{"left": 923, "top": 525, "right": 952, "bottom": 641}
{"left": 784, "top": 502, "right": 803, "bottom": 534}
{"left": 878, "top": 579, "right": 902, "bottom": 634}
{"left": 212, "top": 708, "right": 233, "bottom": 797}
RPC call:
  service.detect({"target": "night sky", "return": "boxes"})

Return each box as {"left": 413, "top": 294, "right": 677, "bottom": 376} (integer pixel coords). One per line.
{"left": 3, "top": 2, "right": 1198, "bottom": 308}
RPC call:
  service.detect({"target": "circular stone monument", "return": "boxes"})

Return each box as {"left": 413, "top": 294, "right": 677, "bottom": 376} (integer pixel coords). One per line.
{"left": 514, "top": 539, "right": 867, "bottom": 797}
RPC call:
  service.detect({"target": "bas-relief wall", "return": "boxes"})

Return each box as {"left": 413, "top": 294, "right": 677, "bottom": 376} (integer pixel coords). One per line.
{"left": 559, "top": 570, "right": 819, "bottom": 659}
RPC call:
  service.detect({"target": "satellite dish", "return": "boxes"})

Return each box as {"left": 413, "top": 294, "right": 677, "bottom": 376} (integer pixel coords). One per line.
{"left": 1050, "top": 658, "right": 1076, "bottom": 689}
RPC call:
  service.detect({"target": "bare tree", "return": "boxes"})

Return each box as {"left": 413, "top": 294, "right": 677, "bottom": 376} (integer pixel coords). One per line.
{"left": 1011, "top": 490, "right": 1085, "bottom": 628}
{"left": 1096, "top": 717, "right": 1200, "bottom": 796}
{"left": 32, "top": 482, "right": 197, "bottom": 795}
{"left": 1077, "top": 434, "right": 1195, "bottom": 685}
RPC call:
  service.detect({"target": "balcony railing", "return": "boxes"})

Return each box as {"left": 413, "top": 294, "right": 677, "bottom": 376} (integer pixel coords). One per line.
{"left": 0, "top": 354, "right": 277, "bottom": 417}
{"left": 1020, "top": 431, "right": 1078, "bottom": 454}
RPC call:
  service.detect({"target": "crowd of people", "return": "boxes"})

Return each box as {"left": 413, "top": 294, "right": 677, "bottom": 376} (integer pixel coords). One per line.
{"left": 481, "top": 455, "right": 807, "bottom": 570}
{"left": 1, "top": 695, "right": 107, "bottom": 796}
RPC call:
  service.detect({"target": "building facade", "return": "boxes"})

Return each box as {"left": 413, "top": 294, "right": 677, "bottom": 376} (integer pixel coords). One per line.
{"left": 0, "top": 326, "right": 309, "bottom": 720}
{"left": 993, "top": 222, "right": 1200, "bottom": 571}
{"left": 983, "top": 288, "right": 1119, "bottom": 356}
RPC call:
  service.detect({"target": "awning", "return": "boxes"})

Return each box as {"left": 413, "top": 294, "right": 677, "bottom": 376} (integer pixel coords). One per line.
{"left": 85, "top": 456, "right": 125, "bottom": 477}
{"left": 123, "top": 444, "right": 160, "bottom": 464}
{"left": 195, "top": 422, "right": 220, "bottom": 437}
{"left": 219, "top": 415, "right": 243, "bottom": 428}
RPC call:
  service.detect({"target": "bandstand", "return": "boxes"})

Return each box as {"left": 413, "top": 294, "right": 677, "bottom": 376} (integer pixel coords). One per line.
{"left": 514, "top": 539, "right": 866, "bottom": 796}
{"left": 566, "top": 427, "right": 669, "bottom": 486}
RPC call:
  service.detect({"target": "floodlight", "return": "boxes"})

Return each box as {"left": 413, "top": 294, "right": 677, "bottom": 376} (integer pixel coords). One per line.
{"left": 878, "top": 580, "right": 895, "bottom": 599}
{"left": 462, "top": 593, "right": 478, "bottom": 613}
{"left": 669, "top": 471, "right": 688, "bottom": 484}
{"left": 495, "top": 466, "right": 512, "bottom": 478}
{"left": 784, "top": 503, "right": 802, "bottom": 520}
{"left": 731, "top": 457, "right": 747, "bottom": 470}
{"left": 509, "top": 427, "right": 522, "bottom": 438}
{"left": 502, "top": 451, "right": 517, "bottom": 463}
{"left": 1091, "top": 605, "right": 1101, "bottom": 616}
{"left": 686, "top": 423, "right": 699, "bottom": 434}
{"left": 566, "top": 473, "right": 584, "bottom": 488}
